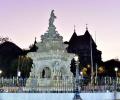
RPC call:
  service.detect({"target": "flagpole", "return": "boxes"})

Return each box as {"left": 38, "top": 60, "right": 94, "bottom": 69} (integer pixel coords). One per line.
{"left": 90, "top": 34, "right": 94, "bottom": 86}
{"left": 95, "top": 63, "right": 98, "bottom": 84}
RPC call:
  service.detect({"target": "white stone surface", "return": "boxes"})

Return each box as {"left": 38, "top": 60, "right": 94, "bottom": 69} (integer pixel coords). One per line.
{"left": 26, "top": 10, "right": 74, "bottom": 90}
{"left": 0, "top": 93, "right": 119, "bottom": 100}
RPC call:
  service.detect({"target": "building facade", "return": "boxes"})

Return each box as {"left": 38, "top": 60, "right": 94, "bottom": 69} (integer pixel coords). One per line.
{"left": 65, "top": 29, "right": 102, "bottom": 69}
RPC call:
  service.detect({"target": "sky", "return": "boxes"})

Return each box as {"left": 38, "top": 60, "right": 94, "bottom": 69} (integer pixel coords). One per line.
{"left": 0, "top": 0, "right": 120, "bottom": 61}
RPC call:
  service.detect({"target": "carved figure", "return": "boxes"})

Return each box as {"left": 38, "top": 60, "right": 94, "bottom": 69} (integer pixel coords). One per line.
{"left": 49, "top": 10, "right": 56, "bottom": 27}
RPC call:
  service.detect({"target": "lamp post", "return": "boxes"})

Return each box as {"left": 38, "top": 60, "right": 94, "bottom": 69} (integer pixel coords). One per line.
{"left": 114, "top": 67, "right": 118, "bottom": 100}
{"left": 0, "top": 70, "right": 2, "bottom": 76}
{"left": 114, "top": 67, "right": 118, "bottom": 91}
{"left": 95, "top": 63, "right": 98, "bottom": 85}
{"left": 0, "top": 70, "right": 3, "bottom": 87}
{"left": 17, "top": 70, "right": 21, "bottom": 85}
{"left": 73, "top": 55, "right": 82, "bottom": 100}
{"left": 17, "top": 71, "right": 21, "bottom": 77}
{"left": 17, "top": 70, "right": 21, "bottom": 92}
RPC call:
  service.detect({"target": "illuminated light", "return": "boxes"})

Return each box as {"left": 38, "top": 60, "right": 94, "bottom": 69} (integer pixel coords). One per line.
{"left": 115, "top": 67, "right": 118, "bottom": 72}
{"left": 74, "top": 55, "right": 79, "bottom": 61}
{"left": 0, "top": 70, "right": 2, "bottom": 74}
{"left": 87, "top": 64, "right": 90, "bottom": 68}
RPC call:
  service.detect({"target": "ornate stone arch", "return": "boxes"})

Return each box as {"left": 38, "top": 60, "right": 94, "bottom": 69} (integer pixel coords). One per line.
{"left": 41, "top": 67, "right": 51, "bottom": 78}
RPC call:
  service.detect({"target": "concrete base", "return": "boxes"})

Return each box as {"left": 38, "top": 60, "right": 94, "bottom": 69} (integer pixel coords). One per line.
{"left": 0, "top": 92, "right": 119, "bottom": 100}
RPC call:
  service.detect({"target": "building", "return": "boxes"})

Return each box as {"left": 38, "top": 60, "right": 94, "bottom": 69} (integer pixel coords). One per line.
{"left": 103, "top": 59, "right": 120, "bottom": 77}
{"left": 65, "top": 28, "right": 102, "bottom": 69}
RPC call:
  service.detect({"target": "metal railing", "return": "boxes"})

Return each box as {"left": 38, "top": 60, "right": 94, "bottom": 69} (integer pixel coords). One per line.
{"left": 0, "top": 77, "right": 119, "bottom": 93}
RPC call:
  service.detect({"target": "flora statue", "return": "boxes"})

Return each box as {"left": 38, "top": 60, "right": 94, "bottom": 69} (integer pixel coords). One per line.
{"left": 49, "top": 10, "right": 56, "bottom": 27}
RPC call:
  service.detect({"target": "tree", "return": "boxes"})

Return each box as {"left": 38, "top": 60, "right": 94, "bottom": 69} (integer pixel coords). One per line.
{"left": 11, "top": 56, "right": 33, "bottom": 78}
{"left": 0, "top": 37, "right": 9, "bottom": 43}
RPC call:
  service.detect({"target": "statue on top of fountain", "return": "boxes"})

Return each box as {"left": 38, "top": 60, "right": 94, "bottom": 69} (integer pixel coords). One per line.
{"left": 41, "top": 10, "right": 63, "bottom": 42}
{"left": 49, "top": 10, "right": 56, "bottom": 27}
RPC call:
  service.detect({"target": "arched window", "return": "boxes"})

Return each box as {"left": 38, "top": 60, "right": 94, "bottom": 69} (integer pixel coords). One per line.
{"left": 42, "top": 67, "right": 51, "bottom": 78}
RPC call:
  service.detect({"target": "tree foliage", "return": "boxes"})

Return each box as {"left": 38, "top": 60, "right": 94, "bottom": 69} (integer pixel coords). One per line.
{"left": 0, "top": 37, "right": 9, "bottom": 43}
{"left": 11, "top": 56, "right": 33, "bottom": 78}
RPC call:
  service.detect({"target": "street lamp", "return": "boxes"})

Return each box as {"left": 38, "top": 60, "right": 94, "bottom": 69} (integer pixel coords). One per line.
{"left": 114, "top": 67, "right": 118, "bottom": 99}
{"left": 17, "top": 71, "right": 21, "bottom": 78}
{"left": 0, "top": 70, "right": 3, "bottom": 77}
{"left": 80, "top": 72, "right": 83, "bottom": 79}
{"left": 0, "top": 70, "right": 3, "bottom": 87}
{"left": 115, "top": 67, "right": 118, "bottom": 73}
{"left": 73, "top": 55, "right": 82, "bottom": 100}
{"left": 0, "top": 70, "right": 2, "bottom": 75}
{"left": 17, "top": 70, "right": 22, "bottom": 92}
{"left": 114, "top": 67, "right": 118, "bottom": 91}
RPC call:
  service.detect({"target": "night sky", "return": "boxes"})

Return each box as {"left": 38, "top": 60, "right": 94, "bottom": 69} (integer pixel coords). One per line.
{"left": 0, "top": 0, "right": 120, "bottom": 61}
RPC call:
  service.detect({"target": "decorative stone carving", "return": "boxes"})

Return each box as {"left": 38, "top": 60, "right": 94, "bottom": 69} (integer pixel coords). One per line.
{"left": 49, "top": 10, "right": 56, "bottom": 27}
{"left": 26, "top": 10, "right": 74, "bottom": 91}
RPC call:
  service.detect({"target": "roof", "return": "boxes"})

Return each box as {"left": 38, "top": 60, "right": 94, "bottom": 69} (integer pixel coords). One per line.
{"left": 68, "top": 30, "right": 96, "bottom": 47}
